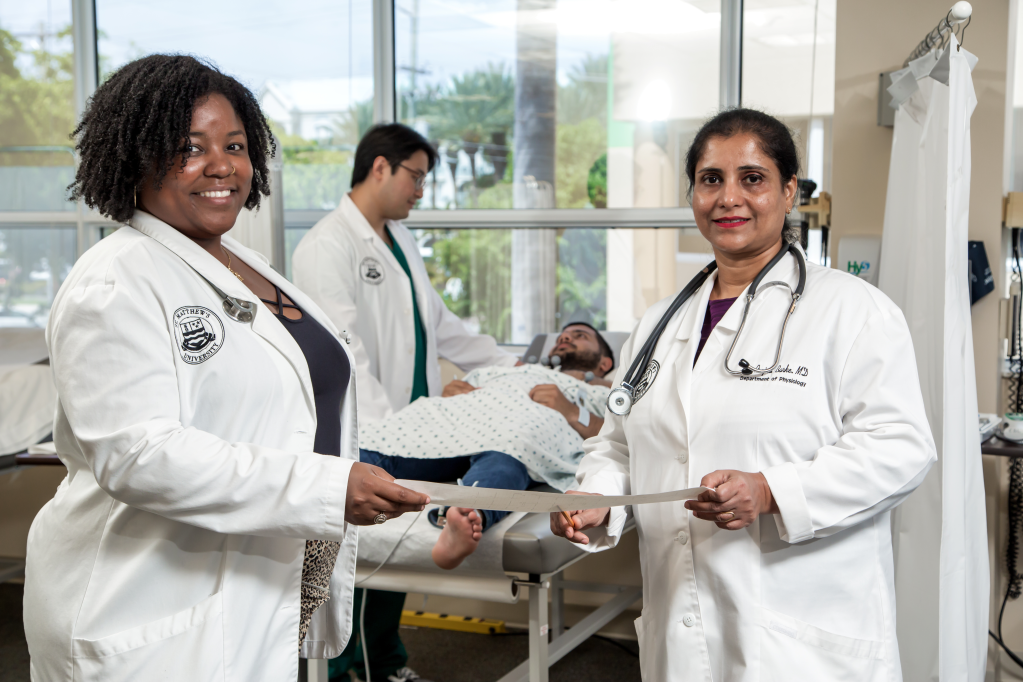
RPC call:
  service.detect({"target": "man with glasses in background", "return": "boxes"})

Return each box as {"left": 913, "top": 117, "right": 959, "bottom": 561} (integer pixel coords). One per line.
{"left": 293, "top": 123, "right": 517, "bottom": 682}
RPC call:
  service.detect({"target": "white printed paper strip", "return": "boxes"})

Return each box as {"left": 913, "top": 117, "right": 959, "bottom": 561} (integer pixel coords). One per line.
{"left": 395, "top": 480, "right": 711, "bottom": 514}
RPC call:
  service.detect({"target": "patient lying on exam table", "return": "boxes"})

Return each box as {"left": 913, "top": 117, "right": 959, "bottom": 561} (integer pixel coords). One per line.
{"left": 358, "top": 322, "right": 615, "bottom": 568}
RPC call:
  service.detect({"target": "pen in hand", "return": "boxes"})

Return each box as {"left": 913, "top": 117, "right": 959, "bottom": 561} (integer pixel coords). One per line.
{"left": 560, "top": 509, "right": 577, "bottom": 529}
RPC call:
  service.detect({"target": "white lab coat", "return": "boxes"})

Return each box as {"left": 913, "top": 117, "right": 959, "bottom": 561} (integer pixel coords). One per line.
{"left": 24, "top": 211, "right": 359, "bottom": 682}
{"left": 292, "top": 194, "right": 516, "bottom": 422}
{"left": 576, "top": 249, "right": 936, "bottom": 681}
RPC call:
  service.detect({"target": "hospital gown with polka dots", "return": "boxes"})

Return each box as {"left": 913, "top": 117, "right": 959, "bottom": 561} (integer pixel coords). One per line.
{"left": 358, "top": 365, "right": 611, "bottom": 491}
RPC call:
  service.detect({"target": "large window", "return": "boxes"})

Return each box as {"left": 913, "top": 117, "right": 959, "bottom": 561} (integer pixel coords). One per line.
{"left": 412, "top": 226, "right": 606, "bottom": 343}
{"left": 0, "top": 0, "right": 77, "bottom": 327}
{"left": 97, "top": 0, "right": 374, "bottom": 212}
{"left": 0, "top": 226, "right": 76, "bottom": 327}
{"left": 743, "top": 0, "right": 835, "bottom": 198}
{"left": 393, "top": 0, "right": 722, "bottom": 337}
{"left": 0, "top": 0, "right": 76, "bottom": 212}
{"left": 395, "top": 0, "right": 720, "bottom": 212}
{"left": 0, "top": 0, "right": 839, "bottom": 338}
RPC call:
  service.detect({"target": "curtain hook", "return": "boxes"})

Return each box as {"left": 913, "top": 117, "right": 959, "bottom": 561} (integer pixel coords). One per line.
{"left": 958, "top": 15, "right": 971, "bottom": 52}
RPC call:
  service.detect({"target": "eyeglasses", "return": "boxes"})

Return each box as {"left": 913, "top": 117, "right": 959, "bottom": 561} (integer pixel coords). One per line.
{"left": 398, "top": 164, "right": 428, "bottom": 191}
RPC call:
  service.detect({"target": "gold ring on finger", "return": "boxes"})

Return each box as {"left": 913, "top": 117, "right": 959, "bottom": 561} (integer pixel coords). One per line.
{"left": 720, "top": 511, "right": 736, "bottom": 521}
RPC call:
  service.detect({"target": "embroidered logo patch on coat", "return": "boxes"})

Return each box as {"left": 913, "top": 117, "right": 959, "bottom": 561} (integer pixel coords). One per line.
{"left": 632, "top": 359, "right": 659, "bottom": 403}
{"left": 172, "top": 306, "right": 225, "bottom": 365}
{"left": 360, "top": 257, "right": 385, "bottom": 285}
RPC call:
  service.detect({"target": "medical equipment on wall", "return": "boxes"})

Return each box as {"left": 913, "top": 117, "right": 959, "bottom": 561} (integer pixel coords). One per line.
{"left": 606, "top": 242, "right": 806, "bottom": 416}
{"left": 836, "top": 235, "right": 881, "bottom": 287}
{"left": 994, "top": 225, "right": 1023, "bottom": 668}
{"left": 794, "top": 179, "right": 817, "bottom": 251}
{"left": 980, "top": 414, "right": 999, "bottom": 442}
{"left": 968, "top": 240, "right": 994, "bottom": 305}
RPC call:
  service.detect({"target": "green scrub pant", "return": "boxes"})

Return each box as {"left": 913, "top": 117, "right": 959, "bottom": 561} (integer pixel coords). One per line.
{"left": 328, "top": 589, "right": 408, "bottom": 681}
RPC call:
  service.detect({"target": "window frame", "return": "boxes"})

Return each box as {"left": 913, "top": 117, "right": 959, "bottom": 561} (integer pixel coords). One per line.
{"left": 6, "top": 0, "right": 746, "bottom": 260}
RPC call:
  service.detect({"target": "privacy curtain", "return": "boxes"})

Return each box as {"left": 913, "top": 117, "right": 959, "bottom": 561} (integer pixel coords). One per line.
{"left": 878, "top": 35, "right": 988, "bottom": 682}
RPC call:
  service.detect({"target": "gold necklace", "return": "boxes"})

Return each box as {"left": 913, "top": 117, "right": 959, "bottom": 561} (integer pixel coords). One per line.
{"left": 222, "top": 246, "right": 244, "bottom": 282}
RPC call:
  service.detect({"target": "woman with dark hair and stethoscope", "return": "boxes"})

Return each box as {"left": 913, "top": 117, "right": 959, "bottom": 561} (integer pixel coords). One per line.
{"left": 551, "top": 109, "right": 936, "bottom": 681}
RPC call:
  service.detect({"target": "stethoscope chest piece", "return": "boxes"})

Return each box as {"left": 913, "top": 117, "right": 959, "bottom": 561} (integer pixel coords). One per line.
{"left": 606, "top": 359, "right": 659, "bottom": 417}
{"left": 607, "top": 387, "right": 634, "bottom": 416}
{"left": 223, "top": 297, "right": 255, "bottom": 323}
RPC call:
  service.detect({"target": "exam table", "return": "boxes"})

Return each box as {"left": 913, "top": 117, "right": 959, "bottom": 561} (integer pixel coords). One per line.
{"left": 307, "top": 331, "right": 639, "bottom": 682}
{"left": 0, "top": 327, "right": 54, "bottom": 467}
{"left": 341, "top": 508, "right": 641, "bottom": 682}
{"left": 0, "top": 327, "right": 58, "bottom": 582}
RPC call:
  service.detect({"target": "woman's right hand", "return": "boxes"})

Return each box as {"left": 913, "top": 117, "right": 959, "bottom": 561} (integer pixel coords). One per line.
{"left": 550, "top": 491, "right": 610, "bottom": 546}
{"left": 345, "top": 462, "right": 430, "bottom": 525}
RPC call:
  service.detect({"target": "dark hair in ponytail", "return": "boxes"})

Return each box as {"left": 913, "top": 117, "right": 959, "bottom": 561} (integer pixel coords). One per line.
{"left": 684, "top": 108, "right": 800, "bottom": 242}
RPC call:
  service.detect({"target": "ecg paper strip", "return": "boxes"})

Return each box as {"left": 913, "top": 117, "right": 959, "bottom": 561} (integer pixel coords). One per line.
{"left": 394, "top": 480, "right": 711, "bottom": 513}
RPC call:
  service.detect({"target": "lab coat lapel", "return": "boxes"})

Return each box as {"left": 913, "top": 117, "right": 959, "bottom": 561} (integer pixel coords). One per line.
{"left": 230, "top": 238, "right": 355, "bottom": 355}
{"left": 219, "top": 236, "right": 326, "bottom": 413}
{"left": 226, "top": 237, "right": 360, "bottom": 456}
{"left": 340, "top": 195, "right": 431, "bottom": 335}
{"left": 128, "top": 211, "right": 256, "bottom": 305}
{"left": 127, "top": 213, "right": 318, "bottom": 415}
{"left": 673, "top": 273, "right": 717, "bottom": 426}
{"left": 340, "top": 194, "right": 405, "bottom": 278}
{"left": 712, "top": 245, "right": 803, "bottom": 370}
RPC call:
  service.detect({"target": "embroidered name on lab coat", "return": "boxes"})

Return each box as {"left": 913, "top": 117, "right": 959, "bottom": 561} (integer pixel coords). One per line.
{"left": 360, "top": 257, "right": 385, "bottom": 284}
{"left": 738, "top": 364, "right": 809, "bottom": 387}
{"left": 172, "top": 306, "right": 225, "bottom": 365}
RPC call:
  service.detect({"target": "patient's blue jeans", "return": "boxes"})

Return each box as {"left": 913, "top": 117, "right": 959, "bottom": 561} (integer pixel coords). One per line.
{"left": 359, "top": 449, "right": 531, "bottom": 530}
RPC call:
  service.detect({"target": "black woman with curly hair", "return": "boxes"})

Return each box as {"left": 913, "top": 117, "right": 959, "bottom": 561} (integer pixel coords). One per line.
{"left": 23, "top": 54, "right": 428, "bottom": 682}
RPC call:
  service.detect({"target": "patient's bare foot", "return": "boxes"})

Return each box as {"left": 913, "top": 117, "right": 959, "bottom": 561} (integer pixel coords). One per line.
{"left": 432, "top": 507, "right": 483, "bottom": 570}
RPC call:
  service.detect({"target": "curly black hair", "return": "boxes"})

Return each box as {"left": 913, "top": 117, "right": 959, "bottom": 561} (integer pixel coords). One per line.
{"left": 68, "top": 54, "right": 275, "bottom": 223}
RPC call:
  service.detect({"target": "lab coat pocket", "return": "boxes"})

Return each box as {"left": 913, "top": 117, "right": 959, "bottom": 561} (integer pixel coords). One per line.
{"left": 72, "top": 591, "right": 225, "bottom": 682}
{"left": 758, "top": 607, "right": 887, "bottom": 682}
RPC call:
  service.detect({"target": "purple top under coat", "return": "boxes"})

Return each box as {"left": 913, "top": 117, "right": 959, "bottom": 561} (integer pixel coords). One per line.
{"left": 694, "top": 297, "right": 737, "bottom": 365}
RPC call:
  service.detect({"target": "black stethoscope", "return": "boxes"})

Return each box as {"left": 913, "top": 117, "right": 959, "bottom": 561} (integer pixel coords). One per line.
{"left": 606, "top": 242, "right": 807, "bottom": 417}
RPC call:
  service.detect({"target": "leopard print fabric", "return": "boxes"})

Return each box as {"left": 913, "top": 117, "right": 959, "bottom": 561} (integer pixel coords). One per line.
{"left": 297, "top": 538, "right": 341, "bottom": 650}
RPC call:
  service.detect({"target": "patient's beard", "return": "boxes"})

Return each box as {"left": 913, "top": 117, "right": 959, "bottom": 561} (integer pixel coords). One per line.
{"left": 554, "top": 349, "right": 603, "bottom": 375}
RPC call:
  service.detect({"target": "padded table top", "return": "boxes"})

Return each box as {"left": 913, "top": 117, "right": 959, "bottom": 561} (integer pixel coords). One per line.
{"left": 502, "top": 486, "right": 634, "bottom": 575}
{"left": 502, "top": 512, "right": 585, "bottom": 574}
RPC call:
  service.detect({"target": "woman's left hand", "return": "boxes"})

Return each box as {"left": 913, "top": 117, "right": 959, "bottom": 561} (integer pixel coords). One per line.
{"left": 684, "top": 470, "right": 779, "bottom": 530}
